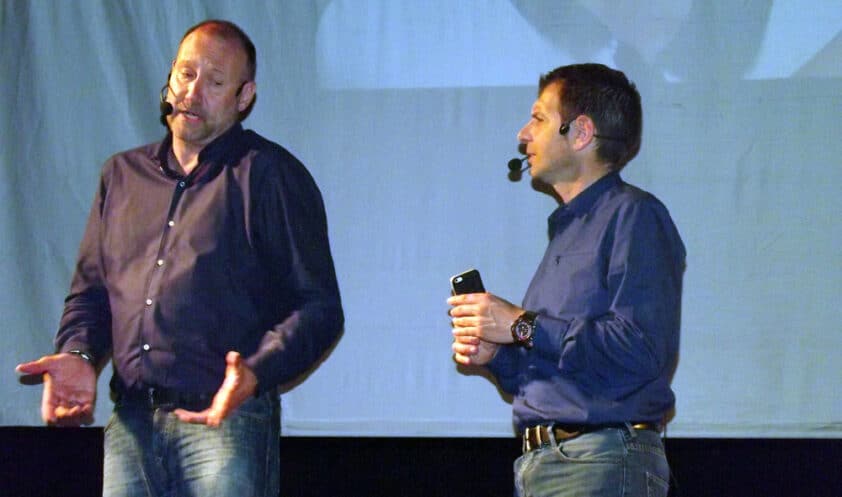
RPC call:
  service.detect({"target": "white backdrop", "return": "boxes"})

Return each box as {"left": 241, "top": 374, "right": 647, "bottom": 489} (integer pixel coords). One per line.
{"left": 2, "top": 0, "right": 840, "bottom": 438}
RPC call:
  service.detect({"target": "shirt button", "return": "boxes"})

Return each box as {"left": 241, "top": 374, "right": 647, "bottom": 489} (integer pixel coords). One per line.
{"left": 179, "top": 181, "right": 186, "bottom": 188}
{"left": 156, "top": 259, "right": 164, "bottom": 267}
{"left": 168, "top": 220, "right": 175, "bottom": 227}
{"left": 145, "top": 298, "right": 153, "bottom": 306}
{"left": 142, "top": 344, "right": 151, "bottom": 351}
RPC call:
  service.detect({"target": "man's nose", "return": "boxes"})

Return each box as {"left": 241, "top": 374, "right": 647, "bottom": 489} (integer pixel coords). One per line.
{"left": 517, "top": 124, "right": 530, "bottom": 143}
{"left": 184, "top": 78, "right": 205, "bottom": 99}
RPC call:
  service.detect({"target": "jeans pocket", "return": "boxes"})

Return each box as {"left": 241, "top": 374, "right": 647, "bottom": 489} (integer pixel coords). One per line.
{"left": 646, "top": 470, "right": 669, "bottom": 497}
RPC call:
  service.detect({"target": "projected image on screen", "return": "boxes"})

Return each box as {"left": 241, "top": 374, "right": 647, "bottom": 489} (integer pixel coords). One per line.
{"left": 316, "top": 0, "right": 842, "bottom": 88}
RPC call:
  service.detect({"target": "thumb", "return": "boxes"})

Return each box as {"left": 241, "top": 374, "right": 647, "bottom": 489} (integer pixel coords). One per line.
{"left": 16, "top": 356, "right": 52, "bottom": 375}
{"left": 225, "top": 351, "right": 242, "bottom": 371}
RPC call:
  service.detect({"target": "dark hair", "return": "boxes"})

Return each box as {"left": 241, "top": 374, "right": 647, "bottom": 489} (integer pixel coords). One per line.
{"left": 180, "top": 19, "right": 257, "bottom": 120}
{"left": 539, "top": 63, "right": 642, "bottom": 169}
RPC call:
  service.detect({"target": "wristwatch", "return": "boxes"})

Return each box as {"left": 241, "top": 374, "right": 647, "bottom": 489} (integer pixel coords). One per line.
{"left": 510, "top": 311, "right": 537, "bottom": 349}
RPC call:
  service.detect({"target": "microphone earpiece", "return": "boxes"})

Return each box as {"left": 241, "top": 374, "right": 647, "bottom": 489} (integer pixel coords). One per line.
{"left": 559, "top": 122, "right": 570, "bottom": 135}
{"left": 559, "top": 118, "right": 624, "bottom": 142}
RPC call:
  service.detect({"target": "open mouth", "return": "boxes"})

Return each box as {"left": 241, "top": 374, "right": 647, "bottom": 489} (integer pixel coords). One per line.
{"left": 178, "top": 109, "right": 202, "bottom": 120}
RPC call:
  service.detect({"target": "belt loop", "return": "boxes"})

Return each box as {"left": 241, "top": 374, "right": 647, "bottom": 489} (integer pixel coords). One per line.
{"left": 624, "top": 422, "right": 638, "bottom": 440}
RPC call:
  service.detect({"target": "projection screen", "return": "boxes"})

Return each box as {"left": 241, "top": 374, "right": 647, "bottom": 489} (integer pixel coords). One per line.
{"left": 2, "top": 0, "right": 840, "bottom": 438}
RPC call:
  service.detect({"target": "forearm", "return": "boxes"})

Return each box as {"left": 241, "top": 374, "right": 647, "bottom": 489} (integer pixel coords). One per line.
{"left": 245, "top": 297, "right": 343, "bottom": 391}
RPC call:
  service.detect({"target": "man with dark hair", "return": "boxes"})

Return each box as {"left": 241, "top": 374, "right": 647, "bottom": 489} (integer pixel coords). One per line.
{"left": 17, "top": 19, "right": 343, "bottom": 496}
{"left": 449, "top": 63, "right": 685, "bottom": 497}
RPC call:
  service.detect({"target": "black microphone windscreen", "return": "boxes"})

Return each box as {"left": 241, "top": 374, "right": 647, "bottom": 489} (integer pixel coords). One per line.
{"left": 508, "top": 157, "right": 523, "bottom": 172}
{"left": 160, "top": 101, "right": 174, "bottom": 116}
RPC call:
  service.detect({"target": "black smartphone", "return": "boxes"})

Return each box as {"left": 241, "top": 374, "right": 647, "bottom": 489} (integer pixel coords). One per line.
{"left": 450, "top": 268, "right": 485, "bottom": 295}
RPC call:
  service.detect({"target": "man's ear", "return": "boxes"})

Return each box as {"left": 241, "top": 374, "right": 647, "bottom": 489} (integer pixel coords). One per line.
{"left": 237, "top": 81, "right": 257, "bottom": 112}
{"left": 571, "top": 114, "right": 597, "bottom": 150}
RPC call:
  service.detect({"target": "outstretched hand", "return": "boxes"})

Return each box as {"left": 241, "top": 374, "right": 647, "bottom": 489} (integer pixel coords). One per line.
{"left": 174, "top": 351, "right": 258, "bottom": 427}
{"left": 16, "top": 353, "right": 97, "bottom": 426}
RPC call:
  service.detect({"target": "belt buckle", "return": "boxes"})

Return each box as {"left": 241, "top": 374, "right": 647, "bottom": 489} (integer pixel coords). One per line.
{"left": 522, "top": 425, "right": 551, "bottom": 453}
{"left": 521, "top": 426, "right": 533, "bottom": 452}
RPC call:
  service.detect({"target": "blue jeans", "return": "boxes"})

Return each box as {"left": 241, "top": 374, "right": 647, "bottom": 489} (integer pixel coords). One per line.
{"left": 103, "top": 393, "right": 280, "bottom": 497}
{"left": 514, "top": 425, "right": 670, "bottom": 497}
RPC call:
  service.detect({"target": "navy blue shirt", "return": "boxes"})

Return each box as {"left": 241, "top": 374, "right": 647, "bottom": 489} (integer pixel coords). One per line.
{"left": 55, "top": 124, "right": 344, "bottom": 395}
{"left": 487, "top": 173, "right": 685, "bottom": 431}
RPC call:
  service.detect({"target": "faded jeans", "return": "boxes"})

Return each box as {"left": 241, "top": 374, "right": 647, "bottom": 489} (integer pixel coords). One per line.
{"left": 514, "top": 424, "right": 670, "bottom": 497}
{"left": 103, "top": 392, "right": 280, "bottom": 497}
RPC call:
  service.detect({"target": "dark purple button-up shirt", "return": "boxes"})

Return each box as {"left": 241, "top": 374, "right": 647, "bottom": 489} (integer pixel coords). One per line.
{"left": 487, "top": 172, "right": 685, "bottom": 431}
{"left": 55, "top": 123, "right": 343, "bottom": 395}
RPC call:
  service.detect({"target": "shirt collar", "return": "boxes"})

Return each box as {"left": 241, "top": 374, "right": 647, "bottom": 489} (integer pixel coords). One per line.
{"left": 153, "top": 123, "right": 247, "bottom": 180}
{"left": 548, "top": 172, "right": 622, "bottom": 229}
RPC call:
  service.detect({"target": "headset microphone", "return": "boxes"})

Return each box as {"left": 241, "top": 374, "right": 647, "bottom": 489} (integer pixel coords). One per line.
{"left": 159, "top": 83, "right": 174, "bottom": 117}
{"left": 508, "top": 156, "right": 527, "bottom": 173}
{"left": 507, "top": 156, "right": 529, "bottom": 182}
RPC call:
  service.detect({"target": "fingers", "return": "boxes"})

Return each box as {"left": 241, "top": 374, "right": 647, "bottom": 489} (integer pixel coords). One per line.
{"left": 43, "top": 373, "right": 95, "bottom": 425}
{"left": 25, "top": 354, "right": 98, "bottom": 426}
{"left": 447, "top": 291, "right": 491, "bottom": 305}
{"left": 174, "top": 351, "right": 252, "bottom": 427}
{"left": 452, "top": 336, "right": 483, "bottom": 365}
{"left": 451, "top": 337, "right": 475, "bottom": 365}
{"left": 171, "top": 390, "right": 230, "bottom": 426}
{"left": 226, "top": 350, "right": 242, "bottom": 367}
{"left": 452, "top": 339, "right": 479, "bottom": 358}
{"left": 450, "top": 316, "right": 483, "bottom": 335}
{"left": 447, "top": 292, "right": 488, "bottom": 314}
{"left": 452, "top": 352, "right": 472, "bottom": 365}
{"left": 51, "top": 404, "right": 94, "bottom": 426}
{"left": 453, "top": 335, "right": 480, "bottom": 345}
{"left": 205, "top": 390, "right": 231, "bottom": 428}
{"left": 206, "top": 410, "right": 225, "bottom": 427}
{"left": 206, "top": 351, "right": 251, "bottom": 427}
{"left": 173, "top": 408, "right": 209, "bottom": 424}
{"left": 41, "top": 374, "right": 56, "bottom": 423}
{"left": 448, "top": 293, "right": 506, "bottom": 365}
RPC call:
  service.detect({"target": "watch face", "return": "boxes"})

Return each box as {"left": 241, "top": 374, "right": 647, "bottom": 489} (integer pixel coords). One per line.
{"left": 514, "top": 321, "right": 531, "bottom": 340}
{"left": 511, "top": 312, "right": 535, "bottom": 348}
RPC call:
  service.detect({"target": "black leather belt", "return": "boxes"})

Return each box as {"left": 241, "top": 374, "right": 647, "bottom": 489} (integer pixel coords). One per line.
{"left": 115, "top": 387, "right": 214, "bottom": 411}
{"left": 522, "top": 423, "right": 661, "bottom": 453}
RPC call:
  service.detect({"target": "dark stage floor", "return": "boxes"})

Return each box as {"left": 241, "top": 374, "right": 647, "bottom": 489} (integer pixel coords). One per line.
{"left": 1, "top": 427, "right": 839, "bottom": 497}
